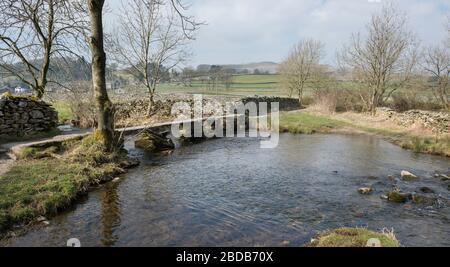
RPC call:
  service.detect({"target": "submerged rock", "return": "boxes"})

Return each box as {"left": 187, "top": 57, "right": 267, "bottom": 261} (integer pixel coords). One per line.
{"left": 412, "top": 195, "right": 437, "bottom": 206}
{"left": 401, "top": 171, "right": 419, "bottom": 181}
{"left": 358, "top": 187, "right": 373, "bottom": 195}
{"left": 439, "top": 174, "right": 450, "bottom": 181}
{"left": 419, "top": 187, "right": 435, "bottom": 194}
{"left": 387, "top": 191, "right": 411, "bottom": 203}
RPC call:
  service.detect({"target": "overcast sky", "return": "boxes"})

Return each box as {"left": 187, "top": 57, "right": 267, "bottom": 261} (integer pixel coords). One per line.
{"left": 107, "top": 0, "right": 450, "bottom": 67}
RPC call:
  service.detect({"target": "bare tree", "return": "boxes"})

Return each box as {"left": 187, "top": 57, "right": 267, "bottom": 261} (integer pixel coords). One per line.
{"left": 0, "top": 0, "right": 88, "bottom": 98}
{"left": 279, "top": 39, "right": 324, "bottom": 106}
{"left": 338, "top": 5, "right": 418, "bottom": 114}
{"left": 423, "top": 45, "right": 450, "bottom": 110}
{"left": 109, "top": 0, "right": 198, "bottom": 115}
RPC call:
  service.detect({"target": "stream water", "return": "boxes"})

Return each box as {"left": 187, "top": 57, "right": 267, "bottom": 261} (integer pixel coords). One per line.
{"left": 3, "top": 133, "right": 450, "bottom": 247}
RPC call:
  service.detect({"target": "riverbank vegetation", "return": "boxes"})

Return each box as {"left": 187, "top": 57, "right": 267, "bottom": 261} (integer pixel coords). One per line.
{"left": 0, "top": 135, "right": 138, "bottom": 233}
{"left": 306, "top": 228, "right": 400, "bottom": 247}
{"left": 279, "top": 112, "right": 347, "bottom": 134}
{"left": 279, "top": 111, "right": 450, "bottom": 157}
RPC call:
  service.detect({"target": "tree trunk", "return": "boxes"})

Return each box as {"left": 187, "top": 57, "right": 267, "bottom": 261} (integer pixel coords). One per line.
{"left": 36, "top": 44, "right": 51, "bottom": 99}
{"left": 146, "top": 90, "right": 155, "bottom": 116}
{"left": 369, "top": 92, "right": 381, "bottom": 116}
{"left": 88, "top": 0, "right": 115, "bottom": 151}
{"left": 298, "top": 84, "right": 304, "bottom": 107}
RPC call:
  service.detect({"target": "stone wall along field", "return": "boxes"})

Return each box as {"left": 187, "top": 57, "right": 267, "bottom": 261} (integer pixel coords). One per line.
{"left": 378, "top": 107, "right": 449, "bottom": 134}
{"left": 0, "top": 94, "right": 58, "bottom": 139}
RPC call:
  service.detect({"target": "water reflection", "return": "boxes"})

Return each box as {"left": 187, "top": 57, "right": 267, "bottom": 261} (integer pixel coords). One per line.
{"left": 100, "top": 182, "right": 121, "bottom": 246}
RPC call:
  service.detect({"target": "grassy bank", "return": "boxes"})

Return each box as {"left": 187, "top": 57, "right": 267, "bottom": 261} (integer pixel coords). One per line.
{"left": 0, "top": 135, "right": 138, "bottom": 233}
{"left": 279, "top": 111, "right": 450, "bottom": 157}
{"left": 306, "top": 228, "right": 400, "bottom": 247}
{"left": 280, "top": 112, "right": 347, "bottom": 134}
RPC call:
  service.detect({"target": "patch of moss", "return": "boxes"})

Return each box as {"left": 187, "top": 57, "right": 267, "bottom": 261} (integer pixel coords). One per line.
{"left": 1, "top": 92, "right": 39, "bottom": 102}
{"left": 18, "top": 146, "right": 60, "bottom": 160}
{"left": 306, "top": 228, "right": 400, "bottom": 247}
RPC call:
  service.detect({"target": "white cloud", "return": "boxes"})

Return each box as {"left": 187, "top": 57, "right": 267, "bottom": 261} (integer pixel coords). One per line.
{"left": 107, "top": 0, "right": 449, "bottom": 67}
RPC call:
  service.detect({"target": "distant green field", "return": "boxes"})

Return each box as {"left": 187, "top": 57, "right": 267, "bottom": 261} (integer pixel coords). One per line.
{"left": 124, "top": 74, "right": 436, "bottom": 101}
{"left": 155, "top": 74, "right": 288, "bottom": 97}
{"left": 233, "top": 74, "right": 280, "bottom": 84}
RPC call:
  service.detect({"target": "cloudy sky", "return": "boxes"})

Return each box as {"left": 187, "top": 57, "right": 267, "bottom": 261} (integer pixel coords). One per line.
{"left": 108, "top": 0, "right": 450, "bottom": 67}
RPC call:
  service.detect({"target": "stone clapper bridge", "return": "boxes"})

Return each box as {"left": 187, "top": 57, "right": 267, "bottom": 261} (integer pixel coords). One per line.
{"left": 0, "top": 113, "right": 267, "bottom": 164}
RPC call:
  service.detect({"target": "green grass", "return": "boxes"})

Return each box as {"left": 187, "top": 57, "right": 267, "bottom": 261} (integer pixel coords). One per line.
{"left": 279, "top": 112, "right": 347, "bottom": 134}
{"left": 232, "top": 74, "right": 280, "bottom": 84}
{"left": 151, "top": 74, "right": 288, "bottom": 97}
{"left": 0, "top": 135, "right": 131, "bottom": 233}
{"left": 51, "top": 101, "right": 73, "bottom": 123}
{"left": 307, "top": 228, "right": 400, "bottom": 247}
{"left": 398, "top": 135, "right": 450, "bottom": 157}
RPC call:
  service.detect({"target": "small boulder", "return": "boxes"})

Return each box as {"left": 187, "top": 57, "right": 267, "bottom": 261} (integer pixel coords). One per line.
{"left": 112, "top": 177, "right": 121, "bottom": 183}
{"left": 358, "top": 187, "right": 373, "bottom": 195}
{"left": 401, "top": 171, "right": 418, "bottom": 181}
{"left": 135, "top": 130, "right": 175, "bottom": 152}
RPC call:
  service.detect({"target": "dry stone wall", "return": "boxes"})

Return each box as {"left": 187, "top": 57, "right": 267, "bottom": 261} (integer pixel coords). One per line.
{"left": 378, "top": 107, "right": 449, "bottom": 134}
{"left": 0, "top": 94, "right": 58, "bottom": 139}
